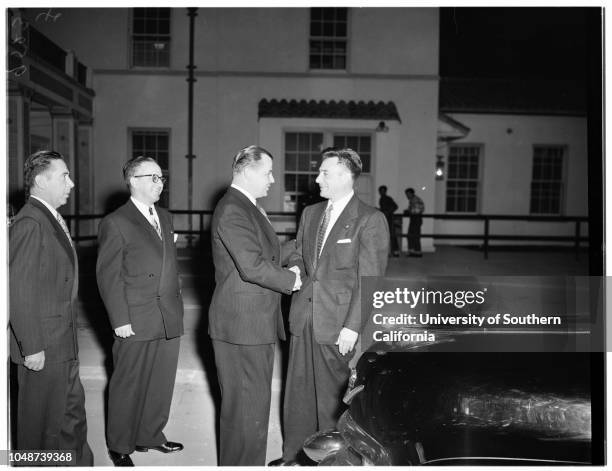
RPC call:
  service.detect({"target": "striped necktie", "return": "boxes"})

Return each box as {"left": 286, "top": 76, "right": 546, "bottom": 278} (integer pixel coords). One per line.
{"left": 149, "top": 207, "right": 162, "bottom": 239}
{"left": 56, "top": 213, "right": 73, "bottom": 247}
{"left": 315, "top": 204, "right": 333, "bottom": 260}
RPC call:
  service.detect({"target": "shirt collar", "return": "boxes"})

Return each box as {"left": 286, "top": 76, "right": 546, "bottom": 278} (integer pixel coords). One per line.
{"left": 30, "top": 195, "right": 59, "bottom": 219}
{"left": 130, "top": 196, "right": 157, "bottom": 218}
{"left": 231, "top": 183, "right": 257, "bottom": 206}
{"left": 328, "top": 190, "right": 354, "bottom": 213}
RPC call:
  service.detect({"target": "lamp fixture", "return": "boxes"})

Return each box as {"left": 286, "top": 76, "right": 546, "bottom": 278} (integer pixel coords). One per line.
{"left": 435, "top": 155, "right": 445, "bottom": 180}
{"left": 375, "top": 121, "right": 389, "bottom": 133}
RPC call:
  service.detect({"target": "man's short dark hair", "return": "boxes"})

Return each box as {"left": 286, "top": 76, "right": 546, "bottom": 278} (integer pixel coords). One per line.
{"left": 123, "top": 155, "right": 157, "bottom": 186}
{"left": 321, "top": 148, "right": 362, "bottom": 179}
{"left": 232, "top": 145, "right": 273, "bottom": 174}
{"left": 24, "top": 150, "right": 64, "bottom": 195}
{"left": 405, "top": 188, "right": 415, "bottom": 195}
{"left": 379, "top": 185, "right": 387, "bottom": 193}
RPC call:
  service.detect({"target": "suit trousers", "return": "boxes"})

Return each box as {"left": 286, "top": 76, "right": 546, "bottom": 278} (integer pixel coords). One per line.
{"left": 107, "top": 337, "right": 180, "bottom": 454}
{"left": 281, "top": 315, "right": 353, "bottom": 461}
{"left": 212, "top": 339, "right": 275, "bottom": 466}
{"left": 16, "top": 360, "right": 94, "bottom": 466}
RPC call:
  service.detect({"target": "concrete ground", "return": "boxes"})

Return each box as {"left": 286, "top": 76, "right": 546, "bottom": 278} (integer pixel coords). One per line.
{"left": 30, "top": 245, "right": 592, "bottom": 466}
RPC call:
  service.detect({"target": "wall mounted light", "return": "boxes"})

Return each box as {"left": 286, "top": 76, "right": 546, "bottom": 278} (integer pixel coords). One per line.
{"left": 435, "top": 155, "right": 445, "bottom": 180}
{"left": 375, "top": 121, "right": 389, "bottom": 133}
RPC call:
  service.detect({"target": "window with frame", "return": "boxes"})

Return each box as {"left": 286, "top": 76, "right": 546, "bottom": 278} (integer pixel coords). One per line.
{"left": 284, "top": 132, "right": 323, "bottom": 212}
{"left": 446, "top": 145, "right": 480, "bottom": 213}
{"left": 131, "top": 8, "right": 171, "bottom": 68}
{"left": 309, "top": 8, "right": 348, "bottom": 70}
{"left": 530, "top": 145, "right": 565, "bottom": 215}
{"left": 131, "top": 129, "right": 170, "bottom": 208}
{"left": 283, "top": 131, "right": 372, "bottom": 212}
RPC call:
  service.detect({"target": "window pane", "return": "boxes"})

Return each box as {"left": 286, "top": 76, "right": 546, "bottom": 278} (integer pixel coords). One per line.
{"left": 530, "top": 146, "right": 564, "bottom": 214}
{"left": 285, "top": 174, "right": 296, "bottom": 192}
{"left": 285, "top": 133, "right": 297, "bottom": 151}
{"left": 132, "top": 8, "right": 170, "bottom": 67}
{"left": 297, "top": 174, "right": 309, "bottom": 192}
{"left": 309, "top": 8, "right": 347, "bottom": 70}
{"left": 446, "top": 145, "right": 480, "bottom": 213}
{"left": 297, "top": 153, "right": 311, "bottom": 171}
{"left": 285, "top": 153, "right": 297, "bottom": 171}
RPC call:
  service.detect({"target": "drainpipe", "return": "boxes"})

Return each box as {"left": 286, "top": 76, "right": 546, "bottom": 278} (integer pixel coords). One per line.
{"left": 186, "top": 7, "right": 198, "bottom": 246}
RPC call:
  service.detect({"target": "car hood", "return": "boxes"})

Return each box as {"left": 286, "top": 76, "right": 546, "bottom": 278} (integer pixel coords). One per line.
{"left": 347, "top": 344, "right": 592, "bottom": 463}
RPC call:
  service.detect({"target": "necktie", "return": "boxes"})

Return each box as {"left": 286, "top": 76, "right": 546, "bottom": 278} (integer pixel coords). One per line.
{"left": 256, "top": 203, "right": 271, "bottom": 225}
{"left": 56, "top": 213, "right": 73, "bottom": 247}
{"left": 149, "top": 207, "right": 162, "bottom": 239}
{"left": 315, "top": 204, "right": 333, "bottom": 260}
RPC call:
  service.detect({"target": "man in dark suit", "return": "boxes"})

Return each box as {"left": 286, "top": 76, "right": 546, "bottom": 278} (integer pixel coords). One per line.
{"left": 97, "top": 156, "right": 184, "bottom": 466}
{"left": 9, "top": 150, "right": 94, "bottom": 466}
{"left": 272, "top": 148, "right": 389, "bottom": 464}
{"left": 209, "top": 145, "right": 301, "bottom": 465}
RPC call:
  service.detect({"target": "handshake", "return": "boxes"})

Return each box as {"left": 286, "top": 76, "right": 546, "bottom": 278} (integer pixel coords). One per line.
{"left": 288, "top": 266, "right": 302, "bottom": 291}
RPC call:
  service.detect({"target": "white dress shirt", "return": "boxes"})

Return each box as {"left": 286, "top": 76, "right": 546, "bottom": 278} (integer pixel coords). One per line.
{"left": 320, "top": 190, "right": 354, "bottom": 249}
{"left": 31, "top": 195, "right": 60, "bottom": 220}
{"left": 230, "top": 183, "right": 257, "bottom": 207}
{"left": 130, "top": 196, "right": 161, "bottom": 230}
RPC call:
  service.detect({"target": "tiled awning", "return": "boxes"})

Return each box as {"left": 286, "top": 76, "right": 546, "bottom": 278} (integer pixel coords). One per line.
{"left": 258, "top": 99, "right": 401, "bottom": 122}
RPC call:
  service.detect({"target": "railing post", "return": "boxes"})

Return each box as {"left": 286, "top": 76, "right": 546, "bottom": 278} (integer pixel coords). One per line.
{"left": 199, "top": 212, "right": 204, "bottom": 243}
{"left": 574, "top": 219, "right": 581, "bottom": 261}
{"left": 483, "top": 217, "right": 490, "bottom": 260}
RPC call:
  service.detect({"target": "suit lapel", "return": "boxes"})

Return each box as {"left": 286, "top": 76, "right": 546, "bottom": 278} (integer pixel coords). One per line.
{"left": 230, "top": 188, "right": 279, "bottom": 251}
{"left": 28, "top": 198, "right": 75, "bottom": 268}
{"left": 126, "top": 200, "right": 163, "bottom": 251}
{"left": 317, "top": 195, "right": 359, "bottom": 264}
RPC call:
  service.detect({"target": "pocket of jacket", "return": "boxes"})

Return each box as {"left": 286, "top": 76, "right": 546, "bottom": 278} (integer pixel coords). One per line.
{"left": 336, "top": 291, "right": 351, "bottom": 305}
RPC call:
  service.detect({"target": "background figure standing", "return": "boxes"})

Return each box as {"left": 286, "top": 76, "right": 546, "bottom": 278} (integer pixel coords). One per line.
{"left": 96, "top": 156, "right": 184, "bottom": 466}
{"left": 273, "top": 148, "right": 389, "bottom": 465}
{"left": 378, "top": 185, "right": 400, "bottom": 257}
{"left": 404, "top": 187, "right": 425, "bottom": 257}
{"left": 9, "top": 150, "right": 94, "bottom": 466}
{"left": 208, "top": 145, "right": 301, "bottom": 466}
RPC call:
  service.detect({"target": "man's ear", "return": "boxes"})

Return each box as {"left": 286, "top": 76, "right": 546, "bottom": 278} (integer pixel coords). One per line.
{"left": 33, "top": 172, "right": 47, "bottom": 190}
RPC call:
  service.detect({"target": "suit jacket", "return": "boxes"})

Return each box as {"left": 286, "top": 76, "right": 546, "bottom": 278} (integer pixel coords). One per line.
{"left": 208, "top": 187, "right": 296, "bottom": 345}
{"left": 96, "top": 200, "right": 184, "bottom": 341}
{"left": 288, "top": 195, "right": 389, "bottom": 344}
{"left": 9, "top": 197, "right": 79, "bottom": 364}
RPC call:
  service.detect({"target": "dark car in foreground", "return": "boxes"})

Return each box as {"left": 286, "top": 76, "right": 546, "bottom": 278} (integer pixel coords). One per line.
{"left": 303, "top": 335, "right": 592, "bottom": 466}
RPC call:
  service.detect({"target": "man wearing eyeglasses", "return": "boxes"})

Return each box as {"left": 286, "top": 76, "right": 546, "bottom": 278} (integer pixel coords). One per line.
{"left": 96, "top": 156, "right": 184, "bottom": 466}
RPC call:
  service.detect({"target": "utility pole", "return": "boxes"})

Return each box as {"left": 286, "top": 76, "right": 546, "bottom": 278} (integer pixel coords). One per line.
{"left": 186, "top": 7, "right": 198, "bottom": 246}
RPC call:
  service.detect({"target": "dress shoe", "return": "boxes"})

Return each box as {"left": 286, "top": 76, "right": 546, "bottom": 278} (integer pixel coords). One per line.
{"left": 108, "top": 450, "right": 134, "bottom": 467}
{"left": 135, "top": 441, "right": 184, "bottom": 453}
{"left": 268, "top": 457, "right": 299, "bottom": 466}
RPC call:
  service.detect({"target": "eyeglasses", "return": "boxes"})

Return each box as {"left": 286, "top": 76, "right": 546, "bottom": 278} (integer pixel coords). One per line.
{"left": 133, "top": 174, "right": 167, "bottom": 184}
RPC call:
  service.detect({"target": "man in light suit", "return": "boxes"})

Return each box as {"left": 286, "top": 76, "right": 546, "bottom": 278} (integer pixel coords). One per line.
{"left": 209, "top": 145, "right": 301, "bottom": 465}
{"left": 9, "top": 150, "right": 94, "bottom": 466}
{"left": 272, "top": 148, "right": 389, "bottom": 464}
{"left": 97, "top": 156, "right": 184, "bottom": 466}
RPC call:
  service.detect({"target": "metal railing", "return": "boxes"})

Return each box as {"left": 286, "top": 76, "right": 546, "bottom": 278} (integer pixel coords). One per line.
{"left": 64, "top": 211, "right": 588, "bottom": 260}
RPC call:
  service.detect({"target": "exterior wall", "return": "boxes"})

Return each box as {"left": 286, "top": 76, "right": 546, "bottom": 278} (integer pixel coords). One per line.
{"left": 434, "top": 113, "right": 588, "bottom": 245}
{"left": 92, "top": 73, "right": 438, "bottom": 229}
{"left": 30, "top": 6, "right": 439, "bottom": 252}
{"left": 31, "top": 8, "right": 438, "bottom": 76}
